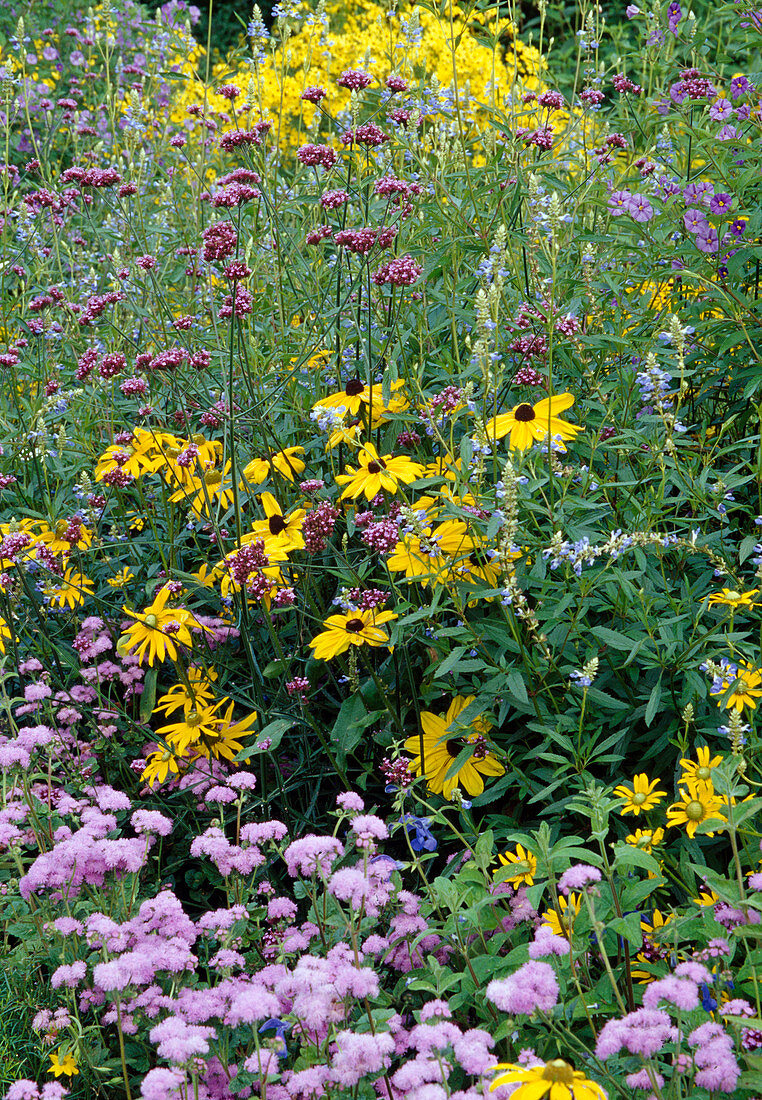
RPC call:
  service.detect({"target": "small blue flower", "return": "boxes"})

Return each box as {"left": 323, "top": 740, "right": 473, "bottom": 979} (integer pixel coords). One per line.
{"left": 400, "top": 815, "right": 437, "bottom": 852}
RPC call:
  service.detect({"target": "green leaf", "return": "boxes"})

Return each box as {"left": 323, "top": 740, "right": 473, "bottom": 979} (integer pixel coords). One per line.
{"left": 330, "top": 695, "right": 379, "bottom": 759}
{"left": 140, "top": 667, "right": 158, "bottom": 724}
{"left": 613, "top": 841, "right": 661, "bottom": 876}
{"left": 608, "top": 912, "right": 643, "bottom": 948}
{"left": 592, "top": 625, "right": 638, "bottom": 651}
{"left": 644, "top": 675, "right": 663, "bottom": 727}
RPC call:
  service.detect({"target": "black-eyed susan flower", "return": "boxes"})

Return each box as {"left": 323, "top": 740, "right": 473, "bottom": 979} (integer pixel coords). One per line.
{"left": 249, "top": 492, "right": 306, "bottom": 553}
{"left": 309, "top": 608, "right": 398, "bottom": 661}
{"left": 44, "top": 569, "right": 95, "bottom": 610}
{"left": 709, "top": 659, "right": 762, "bottom": 712}
{"left": 667, "top": 778, "right": 726, "bottom": 837}
{"left": 403, "top": 695, "right": 504, "bottom": 800}
{"left": 94, "top": 427, "right": 169, "bottom": 481}
{"left": 336, "top": 444, "right": 424, "bottom": 500}
{"left": 540, "top": 892, "right": 582, "bottom": 938}
{"left": 240, "top": 446, "right": 307, "bottom": 488}
{"left": 679, "top": 745, "right": 723, "bottom": 783}
{"left": 485, "top": 393, "right": 582, "bottom": 452}
{"left": 0, "top": 616, "right": 11, "bottom": 654}
{"left": 156, "top": 703, "right": 226, "bottom": 756}
{"left": 495, "top": 843, "right": 537, "bottom": 886}
{"left": 613, "top": 773, "right": 668, "bottom": 815}
{"left": 119, "top": 585, "right": 201, "bottom": 666}
{"left": 490, "top": 1060, "right": 606, "bottom": 1100}
{"left": 154, "top": 667, "right": 218, "bottom": 717}
{"left": 387, "top": 519, "right": 474, "bottom": 586}
{"left": 706, "top": 588, "right": 761, "bottom": 609}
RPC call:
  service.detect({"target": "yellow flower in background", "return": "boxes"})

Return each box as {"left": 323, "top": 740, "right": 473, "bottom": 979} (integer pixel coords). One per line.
{"left": 613, "top": 774, "right": 668, "bottom": 815}
{"left": 49, "top": 1049, "right": 78, "bottom": 1078}
{"left": 154, "top": 668, "right": 218, "bottom": 717}
{"left": 0, "top": 616, "right": 11, "bottom": 654}
{"left": 491, "top": 1060, "right": 606, "bottom": 1100}
{"left": 679, "top": 745, "right": 723, "bottom": 783}
{"left": 631, "top": 909, "right": 674, "bottom": 983}
{"left": 485, "top": 393, "right": 582, "bottom": 452}
{"left": 120, "top": 585, "right": 201, "bottom": 666}
{"left": 106, "top": 567, "right": 135, "bottom": 588}
{"left": 709, "top": 660, "right": 762, "bottom": 712}
{"left": 541, "top": 892, "right": 582, "bottom": 938}
{"left": 240, "top": 446, "right": 307, "bottom": 487}
{"left": 309, "top": 609, "right": 398, "bottom": 661}
{"left": 404, "top": 695, "right": 504, "bottom": 800}
{"left": 44, "top": 569, "right": 95, "bottom": 610}
{"left": 625, "top": 827, "right": 665, "bottom": 854}
{"left": 495, "top": 844, "right": 537, "bottom": 886}
{"left": 336, "top": 444, "right": 424, "bottom": 500}
{"left": 142, "top": 748, "right": 184, "bottom": 788}
{"left": 387, "top": 519, "right": 474, "bottom": 587}
{"left": 37, "top": 520, "right": 92, "bottom": 556}
{"left": 706, "top": 588, "right": 761, "bottom": 609}
{"left": 667, "top": 778, "right": 726, "bottom": 838}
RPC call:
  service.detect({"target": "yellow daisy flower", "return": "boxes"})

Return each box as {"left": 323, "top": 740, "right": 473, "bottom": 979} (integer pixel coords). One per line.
{"left": 495, "top": 843, "right": 537, "bottom": 886}
{"left": 44, "top": 569, "right": 95, "bottom": 610}
{"left": 49, "top": 1049, "right": 79, "bottom": 1078}
{"left": 667, "top": 778, "right": 726, "bottom": 838}
{"left": 387, "top": 519, "right": 474, "bottom": 587}
{"left": 679, "top": 745, "right": 723, "bottom": 783}
{"left": 624, "top": 827, "right": 665, "bottom": 854}
{"left": 309, "top": 608, "right": 398, "bottom": 661}
{"left": 709, "top": 660, "right": 762, "bottom": 712}
{"left": 240, "top": 446, "right": 307, "bottom": 488}
{"left": 485, "top": 393, "right": 582, "bottom": 452}
{"left": 613, "top": 773, "right": 668, "bottom": 815}
{"left": 404, "top": 695, "right": 504, "bottom": 800}
{"left": 119, "top": 585, "right": 201, "bottom": 666}
{"left": 631, "top": 909, "right": 674, "bottom": 983}
{"left": 706, "top": 588, "right": 761, "bottom": 609}
{"left": 541, "top": 892, "right": 582, "bottom": 938}
{"left": 249, "top": 492, "right": 306, "bottom": 553}
{"left": 141, "top": 748, "right": 184, "bottom": 788}
{"left": 336, "top": 444, "right": 424, "bottom": 500}
{"left": 0, "top": 616, "right": 11, "bottom": 654}
{"left": 106, "top": 567, "right": 135, "bottom": 588}
{"left": 490, "top": 1060, "right": 606, "bottom": 1100}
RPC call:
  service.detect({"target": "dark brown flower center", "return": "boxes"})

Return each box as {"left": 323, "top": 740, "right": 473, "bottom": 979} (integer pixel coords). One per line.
{"left": 514, "top": 403, "right": 536, "bottom": 422}
{"left": 345, "top": 378, "right": 364, "bottom": 396}
{"left": 269, "top": 516, "right": 287, "bottom": 535}
{"left": 345, "top": 617, "right": 365, "bottom": 633}
{"left": 367, "top": 461, "right": 383, "bottom": 473}
{"left": 469, "top": 550, "right": 490, "bottom": 567}
{"left": 446, "top": 739, "right": 461, "bottom": 757}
